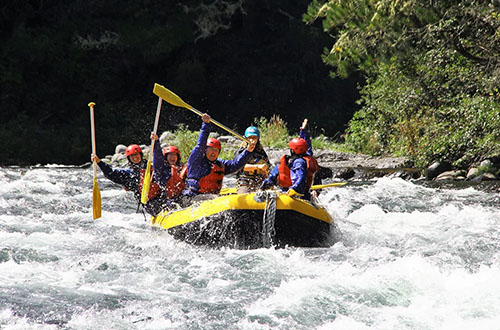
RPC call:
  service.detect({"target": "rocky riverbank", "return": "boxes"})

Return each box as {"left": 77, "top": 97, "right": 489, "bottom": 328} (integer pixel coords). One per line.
{"left": 96, "top": 133, "right": 500, "bottom": 183}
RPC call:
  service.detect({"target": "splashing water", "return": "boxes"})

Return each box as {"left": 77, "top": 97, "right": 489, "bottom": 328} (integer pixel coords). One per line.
{"left": 1, "top": 167, "right": 500, "bottom": 329}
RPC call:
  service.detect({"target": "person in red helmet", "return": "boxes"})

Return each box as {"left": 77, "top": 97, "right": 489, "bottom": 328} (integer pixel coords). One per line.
{"left": 91, "top": 143, "right": 165, "bottom": 216}
{"left": 150, "top": 132, "right": 187, "bottom": 203}
{"left": 261, "top": 119, "right": 319, "bottom": 200}
{"left": 182, "top": 113, "right": 257, "bottom": 199}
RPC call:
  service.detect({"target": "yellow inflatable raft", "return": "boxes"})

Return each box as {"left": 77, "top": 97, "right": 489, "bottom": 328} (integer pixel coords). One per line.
{"left": 151, "top": 190, "right": 336, "bottom": 249}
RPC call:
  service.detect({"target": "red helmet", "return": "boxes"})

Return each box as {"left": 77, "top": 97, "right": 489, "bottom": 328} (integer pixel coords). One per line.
{"left": 206, "top": 138, "right": 221, "bottom": 150}
{"left": 125, "top": 144, "right": 143, "bottom": 156}
{"left": 163, "top": 145, "right": 181, "bottom": 160}
{"left": 288, "top": 138, "right": 308, "bottom": 154}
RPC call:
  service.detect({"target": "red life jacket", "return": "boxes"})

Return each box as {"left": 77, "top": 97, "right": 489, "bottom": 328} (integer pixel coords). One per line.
{"left": 277, "top": 154, "right": 319, "bottom": 190}
{"left": 165, "top": 164, "right": 187, "bottom": 198}
{"left": 198, "top": 162, "right": 225, "bottom": 194}
{"left": 138, "top": 168, "right": 163, "bottom": 200}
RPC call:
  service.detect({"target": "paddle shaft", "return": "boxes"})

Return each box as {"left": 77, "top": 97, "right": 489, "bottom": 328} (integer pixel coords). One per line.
{"left": 186, "top": 104, "right": 249, "bottom": 143}
{"left": 150, "top": 97, "right": 163, "bottom": 152}
{"left": 89, "top": 103, "right": 97, "bottom": 177}
{"left": 140, "top": 97, "right": 162, "bottom": 204}
{"left": 153, "top": 83, "right": 250, "bottom": 143}
{"left": 88, "top": 101, "right": 101, "bottom": 220}
{"left": 311, "top": 182, "right": 347, "bottom": 190}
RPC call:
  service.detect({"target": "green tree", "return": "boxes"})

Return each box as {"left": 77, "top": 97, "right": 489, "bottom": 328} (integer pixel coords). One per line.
{"left": 304, "top": 0, "right": 500, "bottom": 167}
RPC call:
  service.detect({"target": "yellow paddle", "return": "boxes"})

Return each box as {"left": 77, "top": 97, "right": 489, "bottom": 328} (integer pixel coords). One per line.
{"left": 310, "top": 182, "right": 347, "bottom": 189}
{"left": 140, "top": 96, "right": 163, "bottom": 204}
{"left": 153, "top": 83, "right": 250, "bottom": 143}
{"left": 219, "top": 182, "right": 347, "bottom": 195}
{"left": 88, "top": 102, "right": 101, "bottom": 220}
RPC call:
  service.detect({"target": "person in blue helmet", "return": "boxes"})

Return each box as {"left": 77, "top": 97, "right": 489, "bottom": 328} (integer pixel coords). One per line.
{"left": 233, "top": 126, "right": 271, "bottom": 193}
{"left": 91, "top": 144, "right": 166, "bottom": 216}
{"left": 182, "top": 113, "right": 257, "bottom": 203}
{"left": 260, "top": 119, "right": 320, "bottom": 200}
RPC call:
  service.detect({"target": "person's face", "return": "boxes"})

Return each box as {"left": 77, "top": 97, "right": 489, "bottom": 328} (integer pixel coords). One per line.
{"left": 129, "top": 152, "right": 142, "bottom": 164}
{"left": 166, "top": 153, "right": 178, "bottom": 165}
{"left": 206, "top": 146, "right": 220, "bottom": 162}
{"left": 247, "top": 135, "right": 258, "bottom": 144}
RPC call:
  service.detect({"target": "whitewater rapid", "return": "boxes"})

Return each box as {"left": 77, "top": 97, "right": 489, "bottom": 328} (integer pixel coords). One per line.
{"left": 1, "top": 166, "right": 500, "bottom": 329}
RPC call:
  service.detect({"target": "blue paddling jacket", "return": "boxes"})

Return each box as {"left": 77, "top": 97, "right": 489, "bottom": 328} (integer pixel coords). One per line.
{"left": 97, "top": 160, "right": 165, "bottom": 216}
{"left": 183, "top": 122, "right": 252, "bottom": 196}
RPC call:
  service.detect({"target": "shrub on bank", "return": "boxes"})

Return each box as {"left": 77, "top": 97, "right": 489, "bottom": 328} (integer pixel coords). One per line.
{"left": 139, "top": 115, "right": 352, "bottom": 164}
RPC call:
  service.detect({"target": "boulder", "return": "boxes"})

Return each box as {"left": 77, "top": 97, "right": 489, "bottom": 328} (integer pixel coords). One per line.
{"left": 389, "top": 169, "right": 421, "bottom": 180}
{"left": 480, "top": 159, "right": 493, "bottom": 169}
{"left": 469, "top": 172, "right": 498, "bottom": 182}
{"left": 426, "top": 161, "right": 451, "bottom": 180}
{"left": 115, "top": 144, "right": 126, "bottom": 154}
{"left": 334, "top": 168, "right": 355, "bottom": 180}
{"left": 111, "top": 153, "right": 127, "bottom": 163}
{"left": 317, "top": 166, "right": 333, "bottom": 180}
{"left": 435, "top": 170, "right": 466, "bottom": 181}
{"left": 466, "top": 167, "right": 480, "bottom": 180}
{"left": 160, "top": 131, "right": 176, "bottom": 143}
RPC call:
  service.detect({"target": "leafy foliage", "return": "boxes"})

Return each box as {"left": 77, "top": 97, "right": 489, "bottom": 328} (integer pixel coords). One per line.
{"left": 254, "top": 115, "right": 290, "bottom": 148}
{"left": 305, "top": 0, "right": 500, "bottom": 166}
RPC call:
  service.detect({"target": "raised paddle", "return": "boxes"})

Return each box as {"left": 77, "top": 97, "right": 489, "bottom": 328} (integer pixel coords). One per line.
{"left": 153, "top": 83, "right": 250, "bottom": 143}
{"left": 88, "top": 102, "right": 101, "bottom": 220}
{"left": 140, "top": 96, "right": 162, "bottom": 204}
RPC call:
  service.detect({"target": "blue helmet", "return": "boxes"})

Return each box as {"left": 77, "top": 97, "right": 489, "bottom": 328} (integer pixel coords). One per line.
{"left": 244, "top": 126, "right": 260, "bottom": 138}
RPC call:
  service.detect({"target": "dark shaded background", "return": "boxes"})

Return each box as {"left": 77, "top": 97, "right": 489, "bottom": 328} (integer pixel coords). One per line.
{"left": 0, "top": 0, "right": 360, "bottom": 165}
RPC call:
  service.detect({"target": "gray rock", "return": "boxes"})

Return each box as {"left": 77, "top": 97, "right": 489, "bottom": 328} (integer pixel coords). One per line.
{"left": 480, "top": 159, "right": 493, "bottom": 168}
{"left": 334, "top": 168, "right": 355, "bottom": 180}
{"left": 389, "top": 169, "right": 421, "bottom": 180}
{"left": 160, "top": 131, "right": 176, "bottom": 143}
{"left": 426, "top": 161, "right": 451, "bottom": 180}
{"left": 115, "top": 144, "right": 126, "bottom": 154}
{"left": 469, "top": 172, "right": 498, "bottom": 182}
{"left": 481, "top": 172, "right": 497, "bottom": 180}
{"left": 435, "top": 170, "right": 466, "bottom": 181}
{"left": 466, "top": 167, "right": 480, "bottom": 180}
{"left": 217, "top": 135, "right": 240, "bottom": 147}
{"left": 111, "top": 153, "right": 127, "bottom": 163}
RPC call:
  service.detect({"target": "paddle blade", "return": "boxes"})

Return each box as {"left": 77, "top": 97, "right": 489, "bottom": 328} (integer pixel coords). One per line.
{"left": 141, "top": 160, "right": 153, "bottom": 204}
{"left": 153, "top": 83, "right": 190, "bottom": 109}
{"left": 92, "top": 177, "right": 102, "bottom": 220}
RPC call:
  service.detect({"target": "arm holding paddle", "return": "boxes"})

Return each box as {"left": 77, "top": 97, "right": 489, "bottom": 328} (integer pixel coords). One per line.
{"left": 200, "top": 113, "right": 257, "bottom": 172}
{"left": 299, "top": 118, "right": 314, "bottom": 157}
{"left": 298, "top": 118, "right": 320, "bottom": 197}
{"left": 151, "top": 132, "right": 172, "bottom": 186}
{"left": 90, "top": 154, "right": 138, "bottom": 191}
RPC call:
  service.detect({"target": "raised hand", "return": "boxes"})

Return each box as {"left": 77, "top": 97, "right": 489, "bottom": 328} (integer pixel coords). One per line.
{"left": 300, "top": 118, "right": 308, "bottom": 130}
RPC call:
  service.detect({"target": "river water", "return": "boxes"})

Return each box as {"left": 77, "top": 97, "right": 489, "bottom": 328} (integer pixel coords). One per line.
{"left": 1, "top": 166, "right": 500, "bottom": 329}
